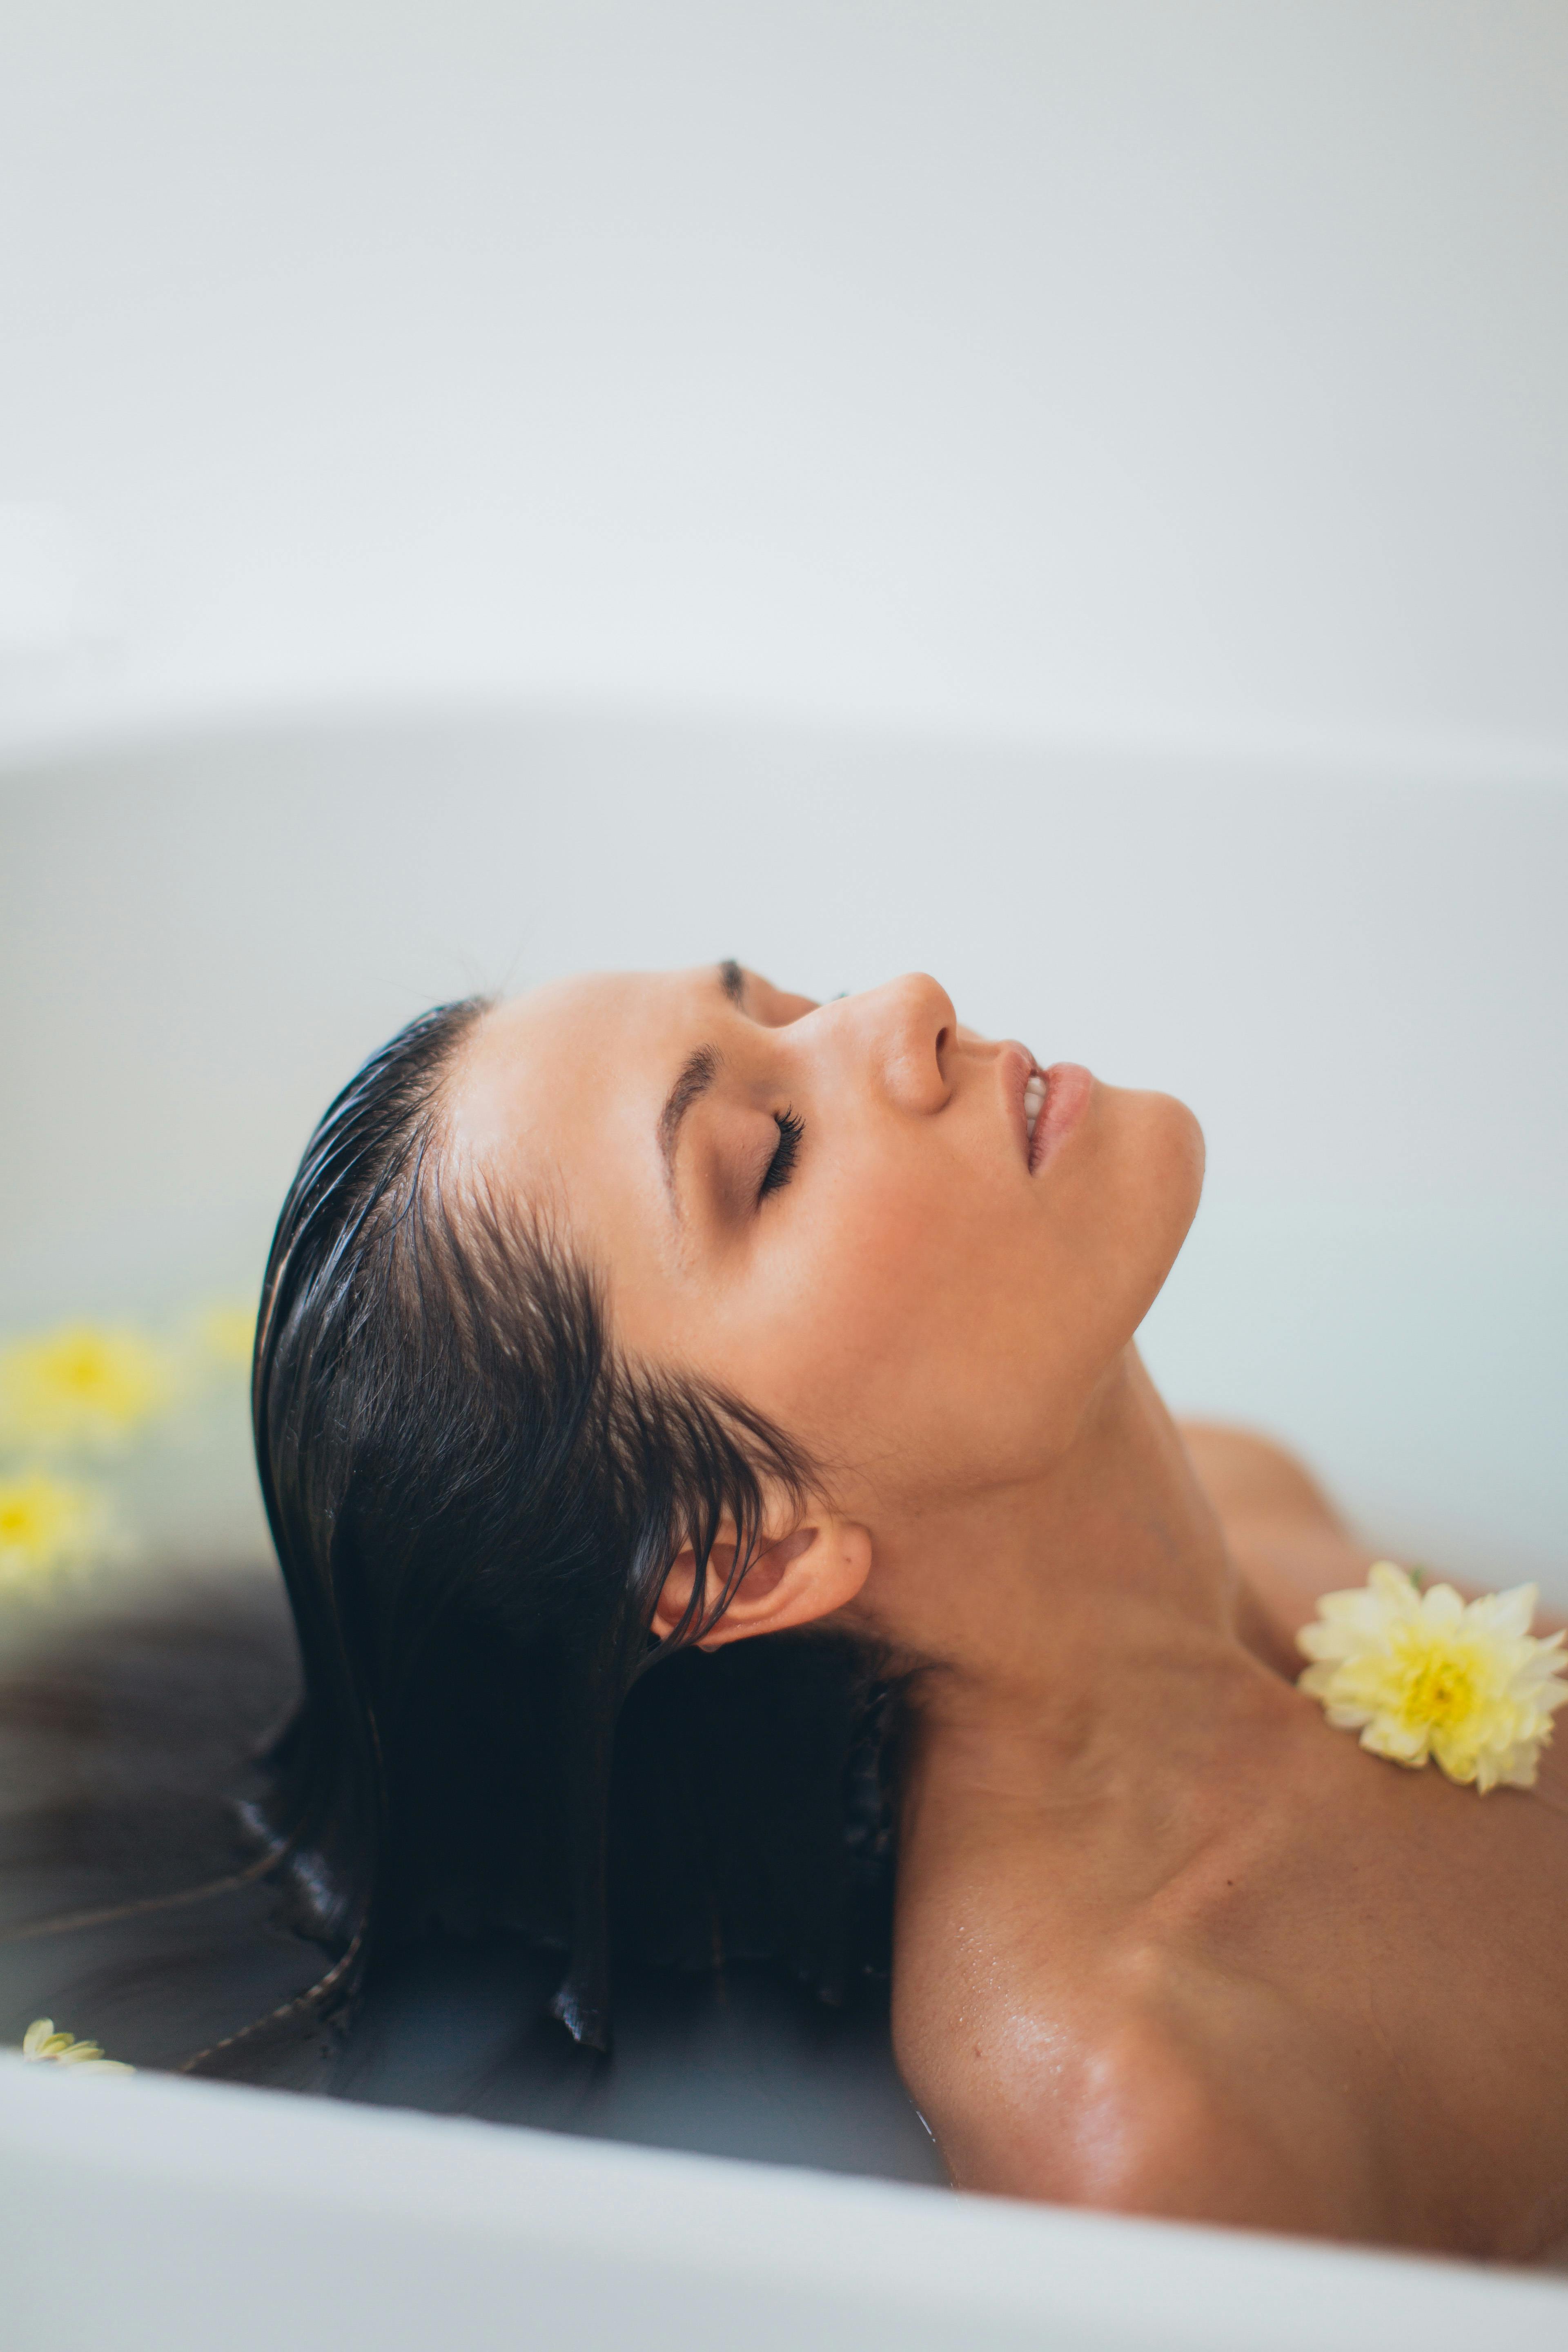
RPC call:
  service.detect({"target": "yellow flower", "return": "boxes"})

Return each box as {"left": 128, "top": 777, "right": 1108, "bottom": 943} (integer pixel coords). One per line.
{"left": 1298, "top": 1562, "right": 1568, "bottom": 1791}
{"left": 0, "top": 1469, "right": 109, "bottom": 1589}
{"left": 0, "top": 1322, "right": 175, "bottom": 1450}
{"left": 20, "top": 2018, "right": 133, "bottom": 2074}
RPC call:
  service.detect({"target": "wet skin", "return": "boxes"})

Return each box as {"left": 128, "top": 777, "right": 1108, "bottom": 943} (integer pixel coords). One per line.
{"left": 448, "top": 964, "right": 1568, "bottom": 2256}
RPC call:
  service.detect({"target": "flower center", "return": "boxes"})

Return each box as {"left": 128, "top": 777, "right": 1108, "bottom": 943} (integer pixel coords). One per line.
{"left": 1393, "top": 1639, "right": 1479, "bottom": 1733}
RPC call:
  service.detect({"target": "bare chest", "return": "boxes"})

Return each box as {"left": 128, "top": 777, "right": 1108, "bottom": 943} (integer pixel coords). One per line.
{"left": 1137, "top": 1735, "right": 1568, "bottom": 2246}
{"left": 896, "top": 1722, "right": 1568, "bottom": 2252}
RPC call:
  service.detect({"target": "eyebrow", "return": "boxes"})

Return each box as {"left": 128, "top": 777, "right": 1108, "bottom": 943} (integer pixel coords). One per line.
{"left": 656, "top": 966, "right": 747, "bottom": 1208}
{"left": 658, "top": 1043, "right": 721, "bottom": 1202}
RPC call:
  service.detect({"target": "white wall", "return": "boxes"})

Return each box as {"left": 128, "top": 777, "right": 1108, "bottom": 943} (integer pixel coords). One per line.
{"left": 0, "top": 2, "right": 1565, "bottom": 767}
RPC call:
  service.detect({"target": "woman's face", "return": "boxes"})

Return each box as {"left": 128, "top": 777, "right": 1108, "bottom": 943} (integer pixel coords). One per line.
{"left": 451, "top": 964, "right": 1203, "bottom": 1517}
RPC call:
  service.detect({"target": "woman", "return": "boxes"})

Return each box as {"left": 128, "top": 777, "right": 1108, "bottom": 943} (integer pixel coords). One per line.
{"left": 250, "top": 959, "right": 1568, "bottom": 2255}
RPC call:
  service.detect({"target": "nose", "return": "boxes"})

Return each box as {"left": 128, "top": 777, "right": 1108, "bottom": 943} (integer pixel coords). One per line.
{"left": 849, "top": 971, "right": 956, "bottom": 1115}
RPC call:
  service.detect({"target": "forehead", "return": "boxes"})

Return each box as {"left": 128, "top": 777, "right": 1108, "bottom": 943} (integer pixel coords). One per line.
{"left": 445, "top": 966, "right": 713, "bottom": 1201}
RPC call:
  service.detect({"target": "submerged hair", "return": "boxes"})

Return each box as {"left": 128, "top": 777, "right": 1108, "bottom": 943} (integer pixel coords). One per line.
{"left": 250, "top": 997, "right": 892, "bottom": 2056}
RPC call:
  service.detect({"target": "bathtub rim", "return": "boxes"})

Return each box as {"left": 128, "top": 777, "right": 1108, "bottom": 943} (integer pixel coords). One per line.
{"left": 1, "top": 2046, "right": 1564, "bottom": 2351}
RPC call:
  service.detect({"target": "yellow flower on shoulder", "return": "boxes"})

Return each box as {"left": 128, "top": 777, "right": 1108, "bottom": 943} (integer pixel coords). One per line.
{"left": 1298, "top": 1561, "right": 1568, "bottom": 1792}
{"left": 0, "top": 1322, "right": 174, "bottom": 1449}
{"left": 0, "top": 1469, "right": 110, "bottom": 1589}
{"left": 20, "top": 2018, "right": 134, "bottom": 2074}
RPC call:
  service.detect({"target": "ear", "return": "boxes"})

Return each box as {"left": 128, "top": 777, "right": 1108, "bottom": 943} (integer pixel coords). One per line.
{"left": 650, "top": 1517, "right": 872, "bottom": 1652}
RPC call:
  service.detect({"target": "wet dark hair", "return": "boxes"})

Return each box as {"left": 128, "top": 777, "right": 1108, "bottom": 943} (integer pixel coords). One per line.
{"left": 249, "top": 998, "right": 894, "bottom": 2055}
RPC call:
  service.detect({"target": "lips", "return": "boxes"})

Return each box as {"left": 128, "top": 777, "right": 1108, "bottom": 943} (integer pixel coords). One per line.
{"left": 1026, "top": 1061, "right": 1093, "bottom": 1174}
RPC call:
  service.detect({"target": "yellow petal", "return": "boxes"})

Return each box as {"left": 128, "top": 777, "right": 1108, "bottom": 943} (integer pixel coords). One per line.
{"left": 1367, "top": 1562, "right": 1420, "bottom": 1612}
{"left": 1417, "top": 1581, "right": 1465, "bottom": 1627}
{"left": 1485, "top": 1584, "right": 1539, "bottom": 1641}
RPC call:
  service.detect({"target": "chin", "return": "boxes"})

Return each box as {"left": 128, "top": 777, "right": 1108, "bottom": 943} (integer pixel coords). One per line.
{"left": 1140, "top": 1088, "right": 1206, "bottom": 1281}
{"left": 1099, "top": 1083, "right": 1206, "bottom": 1319}
{"left": 1158, "top": 1089, "right": 1206, "bottom": 1206}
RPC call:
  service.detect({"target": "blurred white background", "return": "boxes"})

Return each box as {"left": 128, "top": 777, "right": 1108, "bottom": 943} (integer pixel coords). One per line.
{"left": 0, "top": 7, "right": 1564, "bottom": 1585}
{"left": 1, "top": 0, "right": 1565, "bottom": 762}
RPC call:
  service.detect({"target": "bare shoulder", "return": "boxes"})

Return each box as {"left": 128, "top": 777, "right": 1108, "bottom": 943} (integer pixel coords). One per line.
{"left": 1176, "top": 1417, "right": 1559, "bottom": 1635}
{"left": 895, "top": 1915, "right": 1374, "bottom": 2235}
{"left": 1178, "top": 1419, "right": 1347, "bottom": 1534}
{"left": 1178, "top": 1419, "right": 1377, "bottom": 1644}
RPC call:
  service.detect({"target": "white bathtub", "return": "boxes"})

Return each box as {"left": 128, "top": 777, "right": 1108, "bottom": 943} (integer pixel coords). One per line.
{"left": 8, "top": 2050, "right": 1568, "bottom": 2352}
{"left": 1, "top": 706, "right": 1565, "bottom": 2344}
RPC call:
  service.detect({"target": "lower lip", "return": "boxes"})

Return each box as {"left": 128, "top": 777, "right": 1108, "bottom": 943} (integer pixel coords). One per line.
{"left": 1028, "top": 1062, "right": 1093, "bottom": 1174}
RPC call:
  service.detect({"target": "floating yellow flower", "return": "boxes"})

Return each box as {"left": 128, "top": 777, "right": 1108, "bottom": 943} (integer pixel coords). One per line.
{"left": 20, "top": 2019, "right": 133, "bottom": 2074}
{"left": 0, "top": 1468, "right": 109, "bottom": 1589}
{"left": 1298, "top": 1562, "right": 1568, "bottom": 1791}
{"left": 0, "top": 1322, "right": 174, "bottom": 1450}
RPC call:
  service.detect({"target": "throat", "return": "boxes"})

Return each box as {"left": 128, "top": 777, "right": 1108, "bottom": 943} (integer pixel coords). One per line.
{"left": 875, "top": 1348, "right": 1256, "bottom": 1781}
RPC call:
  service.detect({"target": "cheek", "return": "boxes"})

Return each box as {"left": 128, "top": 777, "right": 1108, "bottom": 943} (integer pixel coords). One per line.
{"left": 704, "top": 1165, "right": 949, "bottom": 1446}
{"left": 724, "top": 1159, "right": 1020, "bottom": 1479}
{"left": 689, "top": 1093, "right": 1204, "bottom": 1493}
{"left": 785, "top": 1097, "right": 1201, "bottom": 1476}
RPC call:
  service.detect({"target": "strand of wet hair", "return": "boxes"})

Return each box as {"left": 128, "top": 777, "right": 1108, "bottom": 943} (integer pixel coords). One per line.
{"left": 0, "top": 1780, "right": 307, "bottom": 1947}
{"left": 0, "top": 1794, "right": 365, "bottom": 2078}
{"left": 175, "top": 1920, "right": 368, "bottom": 2076}
{"left": 0, "top": 1841, "right": 290, "bottom": 1947}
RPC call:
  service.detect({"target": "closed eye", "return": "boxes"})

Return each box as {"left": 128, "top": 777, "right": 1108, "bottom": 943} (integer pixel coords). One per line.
{"left": 759, "top": 1107, "right": 803, "bottom": 1200}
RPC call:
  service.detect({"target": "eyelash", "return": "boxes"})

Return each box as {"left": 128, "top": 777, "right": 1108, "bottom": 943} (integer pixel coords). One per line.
{"left": 758, "top": 1107, "right": 804, "bottom": 1200}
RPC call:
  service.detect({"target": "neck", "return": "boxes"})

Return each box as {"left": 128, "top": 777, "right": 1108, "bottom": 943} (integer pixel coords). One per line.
{"left": 857, "top": 1350, "right": 1260, "bottom": 1779}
